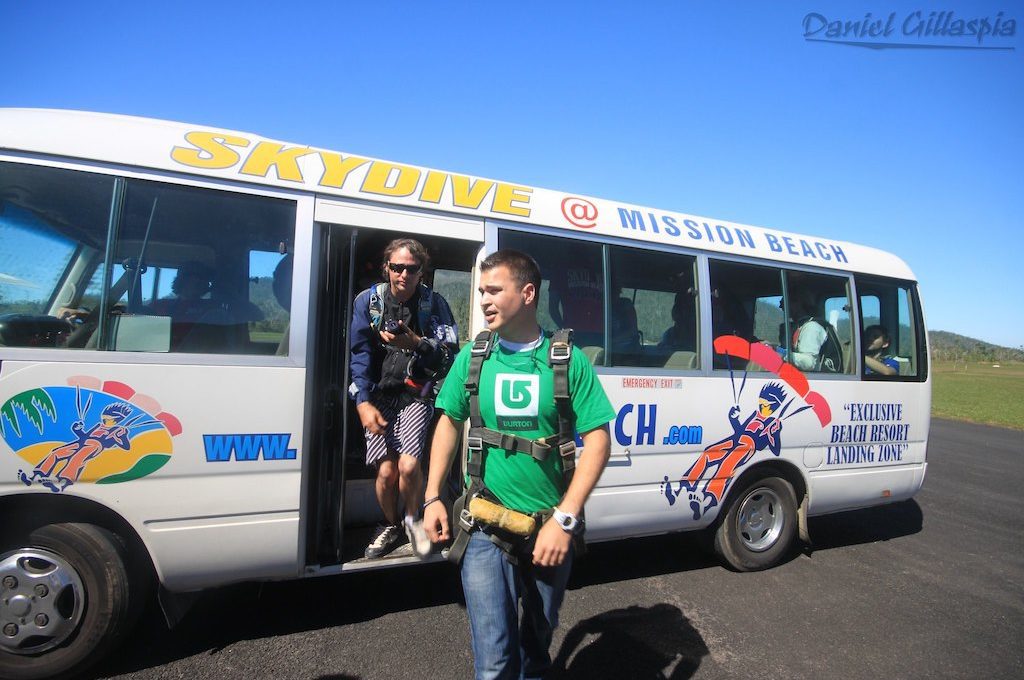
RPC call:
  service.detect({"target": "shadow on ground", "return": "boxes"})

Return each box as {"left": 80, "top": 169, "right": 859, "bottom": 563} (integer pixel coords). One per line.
{"left": 549, "top": 603, "right": 709, "bottom": 679}
{"left": 806, "top": 499, "right": 923, "bottom": 552}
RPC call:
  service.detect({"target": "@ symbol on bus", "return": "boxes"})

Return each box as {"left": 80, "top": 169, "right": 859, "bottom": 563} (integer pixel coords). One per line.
{"left": 561, "top": 196, "right": 599, "bottom": 229}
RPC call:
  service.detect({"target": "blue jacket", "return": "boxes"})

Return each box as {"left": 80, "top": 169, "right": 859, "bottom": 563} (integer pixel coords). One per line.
{"left": 348, "top": 283, "right": 458, "bottom": 405}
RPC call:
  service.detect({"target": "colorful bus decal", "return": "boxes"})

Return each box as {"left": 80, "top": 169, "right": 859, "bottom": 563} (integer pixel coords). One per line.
{"left": 661, "top": 337, "right": 833, "bottom": 520}
{"left": 1, "top": 376, "right": 181, "bottom": 493}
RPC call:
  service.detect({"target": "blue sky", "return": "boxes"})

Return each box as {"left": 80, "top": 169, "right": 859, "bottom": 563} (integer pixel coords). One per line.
{"left": 4, "top": 1, "right": 1021, "bottom": 347}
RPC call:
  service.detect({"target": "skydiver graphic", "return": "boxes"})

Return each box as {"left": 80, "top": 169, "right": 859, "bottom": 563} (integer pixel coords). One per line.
{"left": 20, "top": 401, "right": 133, "bottom": 492}
{"left": 676, "top": 382, "right": 787, "bottom": 520}
{"left": 660, "top": 336, "right": 830, "bottom": 518}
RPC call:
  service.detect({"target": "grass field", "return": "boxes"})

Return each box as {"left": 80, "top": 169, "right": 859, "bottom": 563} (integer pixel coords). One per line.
{"left": 931, "top": 360, "right": 1024, "bottom": 431}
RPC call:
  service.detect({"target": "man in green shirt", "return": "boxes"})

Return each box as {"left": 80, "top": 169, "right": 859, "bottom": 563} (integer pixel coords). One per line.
{"left": 423, "top": 249, "right": 614, "bottom": 680}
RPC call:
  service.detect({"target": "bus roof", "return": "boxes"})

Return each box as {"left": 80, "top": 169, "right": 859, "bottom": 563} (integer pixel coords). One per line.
{"left": 0, "top": 108, "right": 915, "bottom": 280}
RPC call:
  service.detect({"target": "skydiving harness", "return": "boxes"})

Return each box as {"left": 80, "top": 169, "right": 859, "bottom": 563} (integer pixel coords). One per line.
{"left": 368, "top": 282, "right": 450, "bottom": 397}
{"left": 447, "top": 328, "right": 583, "bottom": 566}
{"left": 368, "top": 282, "right": 435, "bottom": 337}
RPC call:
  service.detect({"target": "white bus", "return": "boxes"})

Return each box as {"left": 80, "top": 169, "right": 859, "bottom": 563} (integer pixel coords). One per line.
{"left": 0, "top": 109, "right": 929, "bottom": 679}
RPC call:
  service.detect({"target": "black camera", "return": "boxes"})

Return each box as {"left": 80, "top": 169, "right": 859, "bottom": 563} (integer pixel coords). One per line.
{"left": 384, "top": 319, "right": 407, "bottom": 335}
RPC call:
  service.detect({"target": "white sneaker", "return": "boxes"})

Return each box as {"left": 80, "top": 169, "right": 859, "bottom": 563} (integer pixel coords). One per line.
{"left": 404, "top": 518, "right": 432, "bottom": 558}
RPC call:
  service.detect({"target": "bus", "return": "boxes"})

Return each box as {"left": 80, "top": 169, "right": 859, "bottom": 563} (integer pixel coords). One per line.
{"left": 0, "top": 109, "right": 929, "bottom": 679}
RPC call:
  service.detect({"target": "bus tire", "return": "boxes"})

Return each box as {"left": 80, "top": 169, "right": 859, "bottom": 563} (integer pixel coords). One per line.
{"left": 713, "top": 474, "right": 797, "bottom": 572}
{"left": 0, "top": 523, "right": 133, "bottom": 680}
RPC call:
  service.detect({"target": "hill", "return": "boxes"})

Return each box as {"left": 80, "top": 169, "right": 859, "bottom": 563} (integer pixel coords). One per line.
{"left": 929, "top": 330, "right": 1024, "bottom": 362}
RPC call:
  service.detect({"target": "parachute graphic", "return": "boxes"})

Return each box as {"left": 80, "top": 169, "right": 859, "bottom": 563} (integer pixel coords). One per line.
{"left": 713, "top": 336, "right": 832, "bottom": 426}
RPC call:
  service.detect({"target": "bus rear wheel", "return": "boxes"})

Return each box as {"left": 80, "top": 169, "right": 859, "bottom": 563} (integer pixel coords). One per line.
{"left": 0, "top": 523, "right": 133, "bottom": 680}
{"left": 713, "top": 474, "right": 798, "bottom": 572}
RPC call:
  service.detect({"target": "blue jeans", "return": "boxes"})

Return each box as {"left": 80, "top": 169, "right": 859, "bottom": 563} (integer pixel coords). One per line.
{"left": 460, "top": 530, "right": 573, "bottom": 680}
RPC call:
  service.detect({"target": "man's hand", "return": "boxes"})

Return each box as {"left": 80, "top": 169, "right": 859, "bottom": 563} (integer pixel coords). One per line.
{"left": 424, "top": 501, "right": 450, "bottom": 544}
{"left": 532, "top": 518, "right": 572, "bottom": 567}
{"left": 379, "top": 322, "right": 421, "bottom": 351}
{"left": 356, "top": 402, "right": 388, "bottom": 435}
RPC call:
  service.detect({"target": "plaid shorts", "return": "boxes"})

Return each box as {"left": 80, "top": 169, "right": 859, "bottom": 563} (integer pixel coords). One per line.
{"left": 364, "top": 392, "right": 434, "bottom": 465}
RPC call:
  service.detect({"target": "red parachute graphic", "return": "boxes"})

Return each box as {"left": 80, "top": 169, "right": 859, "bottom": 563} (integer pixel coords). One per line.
{"left": 713, "top": 336, "right": 832, "bottom": 426}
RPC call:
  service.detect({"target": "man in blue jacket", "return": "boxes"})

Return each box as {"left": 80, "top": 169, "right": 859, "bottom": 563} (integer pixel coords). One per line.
{"left": 349, "top": 238, "right": 458, "bottom": 558}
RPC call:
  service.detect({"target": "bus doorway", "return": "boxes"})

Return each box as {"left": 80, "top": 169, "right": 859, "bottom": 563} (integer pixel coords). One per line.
{"left": 307, "top": 223, "right": 479, "bottom": 570}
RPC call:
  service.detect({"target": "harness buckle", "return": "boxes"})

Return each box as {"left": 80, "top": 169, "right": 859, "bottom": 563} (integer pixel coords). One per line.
{"left": 558, "top": 440, "right": 577, "bottom": 459}
{"left": 549, "top": 341, "right": 571, "bottom": 363}
{"left": 498, "top": 432, "right": 517, "bottom": 451}
{"left": 467, "top": 436, "right": 483, "bottom": 452}
{"left": 459, "top": 506, "right": 476, "bottom": 531}
{"left": 471, "top": 337, "right": 490, "bottom": 356}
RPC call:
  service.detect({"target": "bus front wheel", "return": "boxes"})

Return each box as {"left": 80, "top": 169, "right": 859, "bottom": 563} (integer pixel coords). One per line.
{"left": 713, "top": 474, "right": 798, "bottom": 572}
{"left": 0, "top": 523, "right": 133, "bottom": 680}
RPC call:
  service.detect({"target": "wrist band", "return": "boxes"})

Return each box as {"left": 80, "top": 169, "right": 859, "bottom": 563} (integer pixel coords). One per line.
{"left": 422, "top": 495, "right": 441, "bottom": 511}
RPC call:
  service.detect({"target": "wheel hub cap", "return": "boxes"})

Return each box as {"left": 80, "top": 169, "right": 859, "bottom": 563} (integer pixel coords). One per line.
{"left": 0, "top": 548, "right": 84, "bottom": 655}
{"left": 737, "top": 487, "right": 784, "bottom": 552}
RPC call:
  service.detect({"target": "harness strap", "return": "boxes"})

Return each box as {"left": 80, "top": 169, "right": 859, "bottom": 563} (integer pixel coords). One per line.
{"left": 550, "top": 328, "right": 577, "bottom": 487}
{"left": 468, "top": 428, "right": 561, "bottom": 462}
{"left": 446, "top": 492, "right": 475, "bottom": 565}
{"left": 369, "top": 282, "right": 435, "bottom": 335}
{"left": 550, "top": 328, "right": 584, "bottom": 553}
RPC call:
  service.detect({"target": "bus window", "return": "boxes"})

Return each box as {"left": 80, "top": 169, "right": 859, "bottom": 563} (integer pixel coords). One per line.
{"left": 249, "top": 250, "right": 291, "bottom": 355}
{"left": 0, "top": 162, "right": 114, "bottom": 348}
{"left": 89, "top": 179, "right": 296, "bottom": 354}
{"left": 783, "top": 271, "right": 853, "bottom": 374}
{"left": 432, "top": 267, "right": 473, "bottom": 344}
{"left": 709, "top": 260, "right": 783, "bottom": 371}
{"left": 498, "top": 230, "right": 606, "bottom": 362}
{"left": 608, "top": 245, "right": 698, "bottom": 369}
{"left": 855, "top": 276, "right": 922, "bottom": 378}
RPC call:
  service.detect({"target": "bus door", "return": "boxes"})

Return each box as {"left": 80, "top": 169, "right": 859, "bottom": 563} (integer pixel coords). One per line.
{"left": 308, "top": 198, "right": 482, "bottom": 569}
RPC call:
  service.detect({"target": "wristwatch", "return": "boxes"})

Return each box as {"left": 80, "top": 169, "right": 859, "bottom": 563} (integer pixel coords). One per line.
{"left": 552, "top": 506, "right": 583, "bottom": 535}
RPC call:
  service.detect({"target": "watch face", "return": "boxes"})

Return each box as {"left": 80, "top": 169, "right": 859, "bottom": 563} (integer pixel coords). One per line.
{"left": 561, "top": 516, "right": 572, "bottom": 527}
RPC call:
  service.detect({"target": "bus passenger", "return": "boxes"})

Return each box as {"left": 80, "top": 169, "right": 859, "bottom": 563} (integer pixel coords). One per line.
{"left": 863, "top": 324, "right": 898, "bottom": 376}
{"left": 349, "top": 239, "right": 458, "bottom": 559}
{"left": 147, "top": 260, "right": 216, "bottom": 319}
{"left": 786, "top": 287, "right": 829, "bottom": 371}
{"left": 423, "top": 249, "right": 614, "bottom": 680}
{"left": 548, "top": 253, "right": 603, "bottom": 347}
{"left": 145, "top": 260, "right": 229, "bottom": 350}
{"left": 659, "top": 290, "right": 697, "bottom": 351}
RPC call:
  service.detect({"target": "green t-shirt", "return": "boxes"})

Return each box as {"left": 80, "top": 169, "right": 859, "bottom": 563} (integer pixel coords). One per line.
{"left": 435, "top": 333, "right": 615, "bottom": 513}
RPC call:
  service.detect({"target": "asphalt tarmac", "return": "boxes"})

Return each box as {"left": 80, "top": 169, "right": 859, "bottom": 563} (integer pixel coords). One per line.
{"left": 91, "top": 418, "right": 1022, "bottom": 679}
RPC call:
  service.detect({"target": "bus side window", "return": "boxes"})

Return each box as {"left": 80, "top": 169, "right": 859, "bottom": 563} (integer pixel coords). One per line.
{"left": 607, "top": 245, "right": 698, "bottom": 369}
{"left": 97, "top": 180, "right": 296, "bottom": 355}
{"left": 855, "top": 276, "right": 923, "bottom": 379}
{"left": 783, "top": 271, "right": 853, "bottom": 374}
{"left": 708, "top": 260, "right": 783, "bottom": 371}
{"left": 0, "top": 162, "right": 115, "bottom": 349}
{"left": 498, "top": 230, "right": 606, "bottom": 364}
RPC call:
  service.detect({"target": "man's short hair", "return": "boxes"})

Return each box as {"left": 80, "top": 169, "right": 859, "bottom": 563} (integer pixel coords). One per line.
{"left": 172, "top": 260, "right": 213, "bottom": 296}
{"left": 863, "top": 324, "right": 890, "bottom": 345}
{"left": 480, "top": 249, "right": 542, "bottom": 292}
{"left": 382, "top": 238, "right": 431, "bottom": 272}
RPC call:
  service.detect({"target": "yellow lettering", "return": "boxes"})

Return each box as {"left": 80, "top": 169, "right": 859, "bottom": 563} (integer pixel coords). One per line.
{"left": 492, "top": 183, "right": 533, "bottom": 217}
{"left": 319, "top": 152, "right": 370, "bottom": 188}
{"left": 361, "top": 161, "right": 421, "bottom": 197}
{"left": 420, "top": 170, "right": 447, "bottom": 204}
{"left": 451, "top": 175, "right": 495, "bottom": 210}
{"left": 239, "top": 142, "right": 316, "bottom": 182}
{"left": 171, "top": 131, "right": 250, "bottom": 169}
